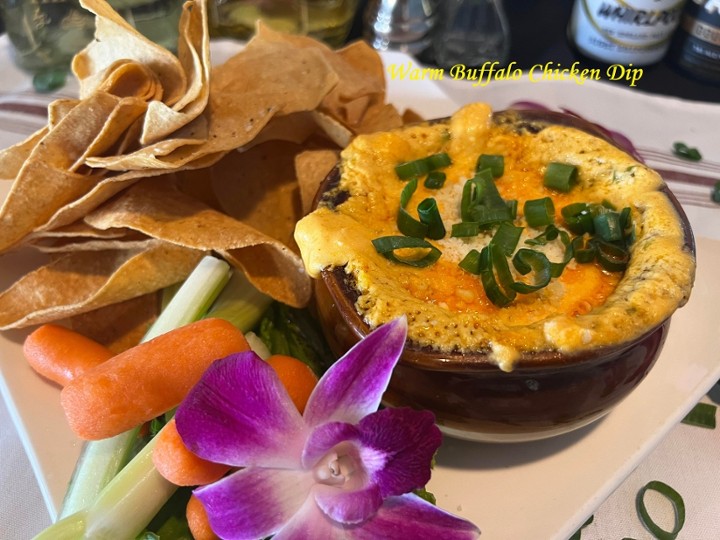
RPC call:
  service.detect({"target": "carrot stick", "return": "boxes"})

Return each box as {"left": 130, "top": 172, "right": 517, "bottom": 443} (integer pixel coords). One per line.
{"left": 186, "top": 494, "right": 219, "bottom": 540}
{"left": 60, "top": 318, "right": 249, "bottom": 440}
{"left": 152, "top": 419, "right": 230, "bottom": 486}
{"left": 23, "top": 324, "right": 114, "bottom": 387}
{"left": 266, "top": 354, "right": 319, "bottom": 414}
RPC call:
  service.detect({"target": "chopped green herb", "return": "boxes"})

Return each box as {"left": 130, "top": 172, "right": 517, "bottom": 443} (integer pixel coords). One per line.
{"left": 544, "top": 162, "right": 578, "bottom": 192}
{"left": 712, "top": 181, "right": 720, "bottom": 204}
{"left": 524, "top": 197, "right": 555, "bottom": 228}
{"left": 417, "top": 198, "right": 446, "bottom": 240}
{"left": 636, "top": 480, "right": 685, "bottom": 540}
{"left": 424, "top": 170, "right": 446, "bottom": 189}
{"left": 372, "top": 236, "right": 441, "bottom": 267}
{"left": 672, "top": 142, "right": 702, "bottom": 162}
{"left": 681, "top": 402, "right": 716, "bottom": 429}
{"left": 476, "top": 154, "right": 504, "bottom": 177}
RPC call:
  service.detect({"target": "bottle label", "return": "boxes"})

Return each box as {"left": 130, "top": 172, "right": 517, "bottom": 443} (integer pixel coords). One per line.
{"left": 570, "top": 0, "right": 686, "bottom": 64}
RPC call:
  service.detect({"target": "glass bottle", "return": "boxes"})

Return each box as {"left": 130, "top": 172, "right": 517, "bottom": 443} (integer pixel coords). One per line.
{"left": 667, "top": 0, "right": 720, "bottom": 85}
{"left": 568, "top": 0, "right": 686, "bottom": 66}
{"left": 431, "top": 0, "right": 510, "bottom": 68}
{"left": 363, "top": 0, "right": 439, "bottom": 57}
{"left": 208, "top": 0, "right": 360, "bottom": 48}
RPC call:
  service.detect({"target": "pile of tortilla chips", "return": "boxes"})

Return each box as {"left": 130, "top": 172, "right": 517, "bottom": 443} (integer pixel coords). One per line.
{"left": 0, "top": 0, "right": 410, "bottom": 351}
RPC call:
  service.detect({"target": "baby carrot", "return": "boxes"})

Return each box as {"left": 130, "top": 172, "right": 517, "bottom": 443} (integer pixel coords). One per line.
{"left": 152, "top": 419, "right": 229, "bottom": 486}
{"left": 186, "top": 494, "right": 219, "bottom": 540}
{"left": 60, "top": 318, "right": 249, "bottom": 440}
{"left": 266, "top": 354, "right": 319, "bottom": 414}
{"left": 23, "top": 324, "right": 114, "bottom": 387}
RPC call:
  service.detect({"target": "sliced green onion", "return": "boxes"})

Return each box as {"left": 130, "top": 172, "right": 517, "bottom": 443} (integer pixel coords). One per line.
{"left": 482, "top": 244, "right": 516, "bottom": 307}
{"left": 491, "top": 221, "right": 523, "bottom": 256}
{"left": 400, "top": 177, "right": 418, "bottom": 208}
{"left": 636, "top": 480, "right": 685, "bottom": 540}
{"left": 459, "top": 249, "right": 483, "bottom": 274}
{"left": 681, "top": 402, "right": 716, "bottom": 429}
{"left": 672, "top": 141, "right": 702, "bottom": 162}
{"left": 417, "top": 198, "right": 446, "bottom": 240}
{"left": 424, "top": 171, "right": 446, "bottom": 189}
{"left": 593, "top": 212, "right": 623, "bottom": 242}
{"left": 524, "top": 197, "right": 555, "bottom": 227}
{"left": 425, "top": 152, "right": 452, "bottom": 170}
{"left": 572, "top": 235, "right": 597, "bottom": 264}
{"left": 372, "top": 235, "right": 441, "bottom": 267}
{"left": 525, "top": 224, "right": 560, "bottom": 246}
{"left": 506, "top": 199, "right": 518, "bottom": 219}
{"left": 476, "top": 154, "right": 504, "bottom": 177}
{"left": 451, "top": 222, "right": 480, "bottom": 237}
{"left": 562, "top": 202, "right": 594, "bottom": 234}
{"left": 595, "top": 239, "right": 629, "bottom": 272}
{"left": 397, "top": 208, "right": 428, "bottom": 238}
{"left": 397, "top": 178, "right": 428, "bottom": 238}
{"left": 395, "top": 158, "right": 429, "bottom": 180}
{"left": 544, "top": 162, "right": 578, "bottom": 192}
{"left": 713, "top": 181, "right": 720, "bottom": 204}
{"left": 511, "top": 249, "right": 552, "bottom": 293}
{"left": 468, "top": 204, "right": 513, "bottom": 227}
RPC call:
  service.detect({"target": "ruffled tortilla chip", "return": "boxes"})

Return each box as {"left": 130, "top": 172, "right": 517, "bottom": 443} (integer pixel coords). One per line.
{"left": 96, "top": 60, "right": 163, "bottom": 102}
{"left": 0, "top": 240, "right": 202, "bottom": 329}
{"left": 139, "top": 0, "right": 211, "bottom": 145}
{"left": 0, "top": 127, "right": 48, "bottom": 180}
{"left": 66, "top": 292, "right": 159, "bottom": 353}
{"left": 295, "top": 148, "right": 339, "bottom": 215}
{"left": 74, "top": 0, "right": 186, "bottom": 105}
{"left": 83, "top": 177, "right": 311, "bottom": 307}
{"left": 85, "top": 41, "right": 339, "bottom": 171}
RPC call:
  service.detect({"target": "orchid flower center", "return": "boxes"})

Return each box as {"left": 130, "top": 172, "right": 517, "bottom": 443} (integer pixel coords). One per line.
{"left": 313, "top": 441, "right": 365, "bottom": 489}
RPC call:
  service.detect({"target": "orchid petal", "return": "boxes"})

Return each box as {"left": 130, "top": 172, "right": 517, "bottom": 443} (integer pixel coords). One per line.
{"left": 304, "top": 317, "right": 408, "bottom": 427}
{"left": 176, "top": 352, "right": 307, "bottom": 469}
{"left": 349, "top": 493, "right": 481, "bottom": 540}
{"left": 358, "top": 407, "right": 441, "bottom": 497}
{"left": 194, "top": 467, "right": 314, "bottom": 540}
{"left": 314, "top": 483, "right": 383, "bottom": 524}
{"left": 302, "top": 421, "right": 360, "bottom": 470}
{"left": 273, "top": 497, "right": 346, "bottom": 540}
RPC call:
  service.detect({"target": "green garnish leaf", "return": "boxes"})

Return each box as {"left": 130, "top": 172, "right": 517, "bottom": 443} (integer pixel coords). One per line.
{"left": 681, "top": 402, "right": 716, "bottom": 429}
{"left": 524, "top": 197, "right": 555, "bottom": 228}
{"left": 672, "top": 142, "right": 702, "bottom": 162}
{"left": 425, "top": 152, "right": 452, "bottom": 170}
{"left": 636, "top": 480, "right": 685, "bottom": 540}
{"left": 417, "top": 197, "right": 446, "bottom": 240}
{"left": 424, "top": 170, "right": 446, "bottom": 189}
{"left": 544, "top": 162, "right": 578, "bottom": 192}
{"left": 395, "top": 158, "right": 429, "bottom": 180}
{"left": 511, "top": 249, "right": 552, "bottom": 293}
{"left": 372, "top": 235, "right": 441, "bottom": 268}
{"left": 476, "top": 154, "right": 504, "bottom": 177}
{"left": 712, "top": 181, "right": 720, "bottom": 204}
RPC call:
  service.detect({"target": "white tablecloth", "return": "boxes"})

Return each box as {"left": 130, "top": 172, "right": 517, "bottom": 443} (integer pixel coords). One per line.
{"left": 1, "top": 36, "right": 719, "bottom": 539}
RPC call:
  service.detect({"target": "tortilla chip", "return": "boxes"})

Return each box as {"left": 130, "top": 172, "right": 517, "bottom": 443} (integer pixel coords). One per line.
{"left": 96, "top": 60, "right": 163, "bottom": 101}
{"left": 74, "top": 0, "right": 186, "bottom": 105}
{"left": 0, "top": 240, "right": 202, "bottom": 329}
{"left": 0, "top": 127, "right": 48, "bottom": 180}
{"left": 83, "top": 177, "right": 311, "bottom": 306}
{"left": 139, "top": 0, "right": 210, "bottom": 145}
{"left": 295, "top": 148, "right": 339, "bottom": 215}
{"left": 66, "top": 292, "right": 158, "bottom": 353}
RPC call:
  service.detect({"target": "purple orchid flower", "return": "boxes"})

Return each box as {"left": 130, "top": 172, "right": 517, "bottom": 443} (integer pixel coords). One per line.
{"left": 175, "top": 317, "right": 480, "bottom": 540}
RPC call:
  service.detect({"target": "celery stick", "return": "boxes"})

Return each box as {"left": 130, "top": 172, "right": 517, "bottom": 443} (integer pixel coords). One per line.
{"left": 40, "top": 257, "right": 274, "bottom": 539}
{"left": 59, "top": 256, "right": 231, "bottom": 518}
{"left": 35, "top": 435, "right": 175, "bottom": 540}
{"left": 204, "top": 268, "right": 272, "bottom": 330}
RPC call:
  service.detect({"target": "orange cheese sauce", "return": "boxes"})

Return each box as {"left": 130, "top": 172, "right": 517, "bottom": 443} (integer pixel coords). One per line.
{"left": 295, "top": 102, "right": 694, "bottom": 370}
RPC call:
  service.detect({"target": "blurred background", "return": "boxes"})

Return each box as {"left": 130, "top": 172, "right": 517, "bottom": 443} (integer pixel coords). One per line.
{"left": 0, "top": 0, "right": 717, "bottom": 101}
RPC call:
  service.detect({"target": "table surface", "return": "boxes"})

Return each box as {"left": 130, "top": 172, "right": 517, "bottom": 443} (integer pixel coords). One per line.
{"left": 1, "top": 6, "right": 720, "bottom": 538}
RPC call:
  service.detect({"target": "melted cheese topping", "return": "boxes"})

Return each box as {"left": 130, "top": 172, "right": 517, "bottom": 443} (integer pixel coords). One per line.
{"left": 295, "top": 103, "right": 695, "bottom": 371}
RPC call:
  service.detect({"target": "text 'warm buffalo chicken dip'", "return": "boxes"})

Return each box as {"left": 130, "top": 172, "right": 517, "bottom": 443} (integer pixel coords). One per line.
{"left": 295, "top": 103, "right": 695, "bottom": 371}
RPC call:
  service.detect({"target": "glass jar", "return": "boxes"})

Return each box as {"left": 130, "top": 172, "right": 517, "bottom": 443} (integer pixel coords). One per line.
{"left": 0, "top": 0, "right": 183, "bottom": 90}
{"left": 208, "top": 0, "right": 360, "bottom": 48}
{"left": 667, "top": 0, "right": 720, "bottom": 85}
{"left": 431, "top": 0, "right": 510, "bottom": 68}
{"left": 0, "top": 0, "right": 95, "bottom": 76}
